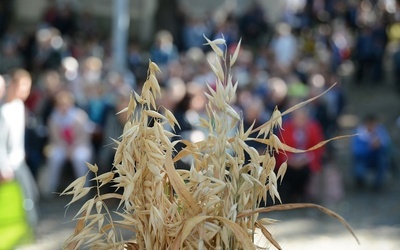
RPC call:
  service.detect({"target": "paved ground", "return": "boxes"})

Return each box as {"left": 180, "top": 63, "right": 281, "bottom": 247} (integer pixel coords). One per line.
{"left": 16, "top": 66, "right": 400, "bottom": 250}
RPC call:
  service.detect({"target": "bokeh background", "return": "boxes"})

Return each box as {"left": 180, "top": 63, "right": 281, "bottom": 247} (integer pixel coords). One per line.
{"left": 0, "top": 0, "right": 399, "bottom": 249}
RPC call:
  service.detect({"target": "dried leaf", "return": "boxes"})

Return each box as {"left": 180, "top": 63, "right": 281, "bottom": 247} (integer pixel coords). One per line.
{"left": 145, "top": 110, "right": 166, "bottom": 120}
{"left": 65, "top": 212, "right": 86, "bottom": 250}
{"left": 230, "top": 38, "right": 242, "bottom": 67}
{"left": 255, "top": 221, "right": 282, "bottom": 250}
{"left": 276, "top": 161, "right": 287, "bottom": 184}
{"left": 165, "top": 147, "right": 202, "bottom": 215}
{"left": 174, "top": 215, "right": 256, "bottom": 250}
{"left": 150, "top": 61, "right": 162, "bottom": 74}
{"left": 288, "top": 135, "right": 353, "bottom": 153}
{"left": 67, "top": 187, "right": 91, "bottom": 206}
{"left": 238, "top": 203, "right": 360, "bottom": 244}
{"left": 203, "top": 35, "right": 224, "bottom": 57}
{"left": 61, "top": 175, "right": 87, "bottom": 196}
{"left": 86, "top": 162, "right": 98, "bottom": 173}
{"left": 165, "top": 109, "right": 181, "bottom": 130}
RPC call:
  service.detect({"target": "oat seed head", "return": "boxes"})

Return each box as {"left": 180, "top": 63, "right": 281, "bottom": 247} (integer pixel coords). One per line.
{"left": 62, "top": 37, "right": 356, "bottom": 250}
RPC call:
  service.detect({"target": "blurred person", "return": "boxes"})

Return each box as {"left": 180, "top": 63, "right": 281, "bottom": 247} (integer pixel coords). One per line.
{"left": 370, "top": 20, "right": 388, "bottom": 82}
{"left": 42, "top": 0, "right": 60, "bottom": 26}
{"left": 321, "top": 74, "right": 346, "bottom": 135}
{"left": 127, "top": 42, "right": 144, "bottom": 78}
{"left": 86, "top": 83, "right": 108, "bottom": 155}
{"left": 0, "top": 75, "right": 9, "bottom": 180}
{"left": 60, "top": 55, "right": 104, "bottom": 113}
{"left": 44, "top": 90, "right": 93, "bottom": 197}
{"left": 307, "top": 73, "right": 339, "bottom": 138}
{"left": 35, "top": 70, "right": 64, "bottom": 128}
{"left": 60, "top": 56, "right": 84, "bottom": 106}
{"left": 150, "top": 30, "right": 179, "bottom": 71}
{"left": 53, "top": 3, "right": 77, "bottom": 37}
{"left": 0, "top": 3, "right": 11, "bottom": 37}
{"left": 159, "top": 77, "right": 193, "bottom": 169}
{"left": 81, "top": 56, "right": 103, "bottom": 86}
{"left": 161, "top": 77, "right": 192, "bottom": 141}
{"left": 103, "top": 71, "right": 133, "bottom": 105}
{"left": 351, "top": 113, "right": 391, "bottom": 190}
{"left": 32, "top": 27, "right": 62, "bottom": 73}
{"left": 159, "top": 77, "right": 192, "bottom": 136}
{"left": 0, "top": 69, "right": 39, "bottom": 237}
{"left": 238, "top": 2, "right": 269, "bottom": 46}
{"left": 0, "top": 40, "right": 25, "bottom": 74}
{"left": 282, "top": 0, "right": 308, "bottom": 29}
{"left": 61, "top": 56, "right": 79, "bottom": 83}
{"left": 353, "top": 24, "right": 387, "bottom": 84}
{"left": 231, "top": 48, "right": 253, "bottom": 88}
{"left": 241, "top": 94, "right": 270, "bottom": 156}
{"left": 97, "top": 86, "right": 131, "bottom": 176}
{"left": 182, "top": 17, "right": 212, "bottom": 50}
{"left": 276, "top": 105, "right": 325, "bottom": 203}
{"left": 192, "top": 56, "right": 217, "bottom": 88}
{"left": 265, "top": 76, "right": 288, "bottom": 111}
{"left": 185, "top": 81, "right": 208, "bottom": 141}
{"left": 85, "top": 37, "right": 105, "bottom": 60}
{"left": 211, "top": 14, "right": 239, "bottom": 48}
{"left": 181, "top": 48, "right": 205, "bottom": 82}
{"left": 166, "top": 61, "right": 185, "bottom": 81}
{"left": 24, "top": 70, "right": 64, "bottom": 180}
{"left": 393, "top": 43, "right": 400, "bottom": 92}
{"left": 75, "top": 56, "right": 103, "bottom": 108}
{"left": 0, "top": 74, "right": 4, "bottom": 95}
{"left": 77, "top": 10, "right": 99, "bottom": 40}
{"left": 270, "top": 23, "right": 298, "bottom": 75}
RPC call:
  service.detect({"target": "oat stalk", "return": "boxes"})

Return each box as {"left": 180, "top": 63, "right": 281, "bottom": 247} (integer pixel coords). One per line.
{"left": 62, "top": 37, "right": 358, "bottom": 250}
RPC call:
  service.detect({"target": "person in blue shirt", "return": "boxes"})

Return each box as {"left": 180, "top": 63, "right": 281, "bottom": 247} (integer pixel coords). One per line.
{"left": 352, "top": 113, "right": 391, "bottom": 190}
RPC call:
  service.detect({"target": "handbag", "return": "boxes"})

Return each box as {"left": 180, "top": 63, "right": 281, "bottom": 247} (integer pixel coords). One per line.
{"left": 0, "top": 180, "right": 33, "bottom": 249}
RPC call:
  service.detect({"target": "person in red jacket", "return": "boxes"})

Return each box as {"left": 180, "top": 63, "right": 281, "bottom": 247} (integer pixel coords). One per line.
{"left": 276, "top": 106, "right": 325, "bottom": 203}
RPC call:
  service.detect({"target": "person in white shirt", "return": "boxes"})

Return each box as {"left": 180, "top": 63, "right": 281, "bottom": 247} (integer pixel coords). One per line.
{"left": 45, "top": 89, "right": 93, "bottom": 196}
{"left": 0, "top": 75, "right": 11, "bottom": 181}
{"left": 0, "top": 69, "right": 38, "bottom": 230}
{"left": 0, "top": 75, "right": 12, "bottom": 181}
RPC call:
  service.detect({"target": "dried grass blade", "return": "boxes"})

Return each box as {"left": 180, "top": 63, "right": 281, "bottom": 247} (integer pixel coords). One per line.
{"left": 124, "top": 242, "right": 140, "bottom": 250}
{"left": 67, "top": 187, "right": 91, "bottom": 206}
{"left": 174, "top": 215, "right": 256, "bottom": 250}
{"left": 165, "top": 147, "right": 202, "bottom": 215}
{"left": 281, "top": 82, "right": 337, "bottom": 117}
{"left": 280, "top": 135, "right": 354, "bottom": 153}
{"left": 61, "top": 175, "right": 86, "bottom": 195}
{"left": 173, "top": 149, "right": 192, "bottom": 163}
{"left": 238, "top": 203, "right": 360, "bottom": 244}
{"left": 276, "top": 162, "right": 287, "bottom": 184}
{"left": 94, "top": 193, "right": 123, "bottom": 202}
{"left": 230, "top": 38, "right": 242, "bottom": 67}
{"left": 252, "top": 83, "right": 337, "bottom": 134}
{"left": 203, "top": 35, "right": 224, "bottom": 57}
{"left": 255, "top": 221, "right": 282, "bottom": 250}
{"left": 252, "top": 135, "right": 353, "bottom": 153}
{"left": 214, "top": 216, "right": 256, "bottom": 250}
{"left": 116, "top": 107, "right": 128, "bottom": 115}
{"left": 65, "top": 212, "right": 86, "bottom": 250}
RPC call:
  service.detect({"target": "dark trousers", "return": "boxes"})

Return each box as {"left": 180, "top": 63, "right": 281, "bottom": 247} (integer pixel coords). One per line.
{"left": 278, "top": 165, "right": 311, "bottom": 203}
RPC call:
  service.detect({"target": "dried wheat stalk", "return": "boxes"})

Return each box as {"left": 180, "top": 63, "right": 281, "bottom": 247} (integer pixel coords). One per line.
{"left": 62, "top": 37, "right": 358, "bottom": 250}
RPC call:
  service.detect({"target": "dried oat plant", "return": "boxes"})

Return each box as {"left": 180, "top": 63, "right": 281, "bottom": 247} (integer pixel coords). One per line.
{"left": 62, "top": 37, "right": 358, "bottom": 250}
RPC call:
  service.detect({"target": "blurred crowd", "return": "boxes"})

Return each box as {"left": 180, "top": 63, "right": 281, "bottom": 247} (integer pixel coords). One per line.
{"left": 1, "top": 0, "right": 399, "bottom": 205}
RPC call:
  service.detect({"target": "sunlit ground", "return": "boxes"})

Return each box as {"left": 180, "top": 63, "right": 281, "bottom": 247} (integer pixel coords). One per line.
{"left": 255, "top": 220, "right": 400, "bottom": 250}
